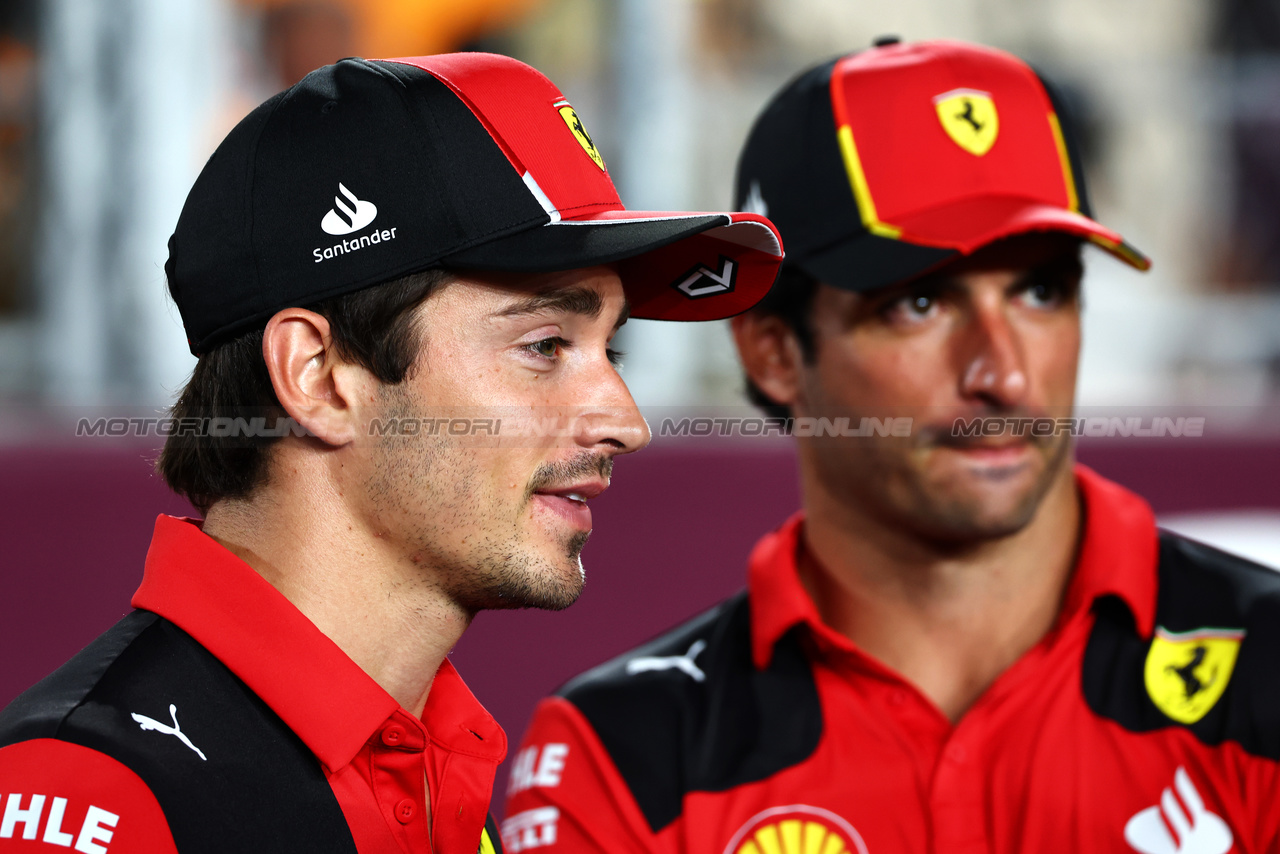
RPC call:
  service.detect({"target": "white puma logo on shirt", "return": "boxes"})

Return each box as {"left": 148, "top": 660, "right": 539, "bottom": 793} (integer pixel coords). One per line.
{"left": 626, "top": 639, "right": 708, "bottom": 682}
{"left": 131, "top": 703, "right": 207, "bottom": 761}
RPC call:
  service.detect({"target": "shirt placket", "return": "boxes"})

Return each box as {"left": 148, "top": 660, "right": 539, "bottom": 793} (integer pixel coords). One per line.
{"left": 843, "top": 647, "right": 985, "bottom": 854}
{"left": 371, "top": 711, "right": 433, "bottom": 854}
{"left": 929, "top": 726, "right": 989, "bottom": 854}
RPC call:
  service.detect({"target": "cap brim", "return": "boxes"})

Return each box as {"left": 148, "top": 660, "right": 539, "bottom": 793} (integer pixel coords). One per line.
{"left": 899, "top": 197, "right": 1151, "bottom": 271}
{"left": 443, "top": 210, "right": 784, "bottom": 321}
{"left": 804, "top": 197, "right": 1149, "bottom": 294}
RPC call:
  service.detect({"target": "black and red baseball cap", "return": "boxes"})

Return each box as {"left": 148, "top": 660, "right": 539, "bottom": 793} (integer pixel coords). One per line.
{"left": 167, "top": 53, "right": 784, "bottom": 355}
{"left": 735, "top": 38, "right": 1149, "bottom": 293}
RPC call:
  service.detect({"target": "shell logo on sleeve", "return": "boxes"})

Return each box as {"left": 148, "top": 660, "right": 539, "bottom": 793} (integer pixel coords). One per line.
{"left": 723, "top": 805, "right": 869, "bottom": 854}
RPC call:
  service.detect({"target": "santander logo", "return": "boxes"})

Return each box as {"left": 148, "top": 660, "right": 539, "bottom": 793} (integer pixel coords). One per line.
{"left": 321, "top": 183, "right": 377, "bottom": 235}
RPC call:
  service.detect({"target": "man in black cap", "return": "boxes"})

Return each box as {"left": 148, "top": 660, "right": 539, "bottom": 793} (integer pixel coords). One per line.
{"left": 507, "top": 39, "right": 1280, "bottom": 854}
{"left": 0, "top": 53, "right": 781, "bottom": 853}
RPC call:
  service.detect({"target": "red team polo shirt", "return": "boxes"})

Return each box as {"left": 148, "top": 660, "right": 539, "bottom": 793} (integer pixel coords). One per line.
{"left": 506, "top": 467, "right": 1280, "bottom": 853}
{"left": 0, "top": 516, "right": 505, "bottom": 853}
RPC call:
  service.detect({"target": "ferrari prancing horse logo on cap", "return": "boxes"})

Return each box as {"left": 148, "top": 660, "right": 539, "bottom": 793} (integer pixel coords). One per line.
{"left": 934, "top": 89, "right": 999, "bottom": 156}
{"left": 556, "top": 101, "right": 605, "bottom": 171}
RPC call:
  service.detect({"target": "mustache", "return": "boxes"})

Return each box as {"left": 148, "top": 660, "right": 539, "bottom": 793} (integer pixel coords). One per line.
{"left": 526, "top": 452, "right": 614, "bottom": 497}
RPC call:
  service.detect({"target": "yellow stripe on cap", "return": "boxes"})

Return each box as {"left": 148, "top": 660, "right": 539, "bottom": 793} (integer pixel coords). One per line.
{"left": 836, "top": 125, "right": 902, "bottom": 239}
{"left": 1047, "top": 112, "right": 1080, "bottom": 213}
{"left": 1087, "top": 234, "right": 1153, "bottom": 271}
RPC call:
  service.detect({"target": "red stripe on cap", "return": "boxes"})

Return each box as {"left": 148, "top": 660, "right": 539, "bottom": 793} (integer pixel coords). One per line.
{"left": 385, "top": 53, "right": 621, "bottom": 220}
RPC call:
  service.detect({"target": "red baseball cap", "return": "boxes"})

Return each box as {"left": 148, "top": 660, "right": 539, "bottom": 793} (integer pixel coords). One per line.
{"left": 735, "top": 38, "right": 1149, "bottom": 292}
{"left": 167, "top": 53, "right": 784, "bottom": 355}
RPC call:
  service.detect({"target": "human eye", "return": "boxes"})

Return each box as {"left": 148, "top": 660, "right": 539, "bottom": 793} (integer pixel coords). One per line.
{"left": 1017, "top": 272, "right": 1078, "bottom": 310}
{"left": 880, "top": 291, "right": 940, "bottom": 326}
{"left": 523, "top": 336, "right": 568, "bottom": 361}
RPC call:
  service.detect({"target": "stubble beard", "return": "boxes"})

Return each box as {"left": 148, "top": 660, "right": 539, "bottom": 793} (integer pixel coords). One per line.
{"left": 819, "top": 428, "right": 1074, "bottom": 548}
{"left": 366, "top": 390, "right": 597, "bottom": 615}
{"left": 450, "top": 528, "right": 590, "bottom": 613}
{"left": 458, "top": 450, "right": 616, "bottom": 613}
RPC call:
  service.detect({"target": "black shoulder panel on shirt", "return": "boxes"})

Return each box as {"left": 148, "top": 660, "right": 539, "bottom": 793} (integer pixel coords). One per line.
{"left": 1083, "top": 530, "right": 1280, "bottom": 759}
{"left": 0, "top": 610, "right": 358, "bottom": 853}
{"left": 557, "top": 591, "right": 822, "bottom": 834}
{"left": 485, "top": 812, "right": 505, "bottom": 853}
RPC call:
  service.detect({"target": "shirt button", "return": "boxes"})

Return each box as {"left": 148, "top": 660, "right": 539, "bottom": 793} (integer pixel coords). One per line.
{"left": 382, "top": 725, "right": 406, "bottom": 747}
{"left": 394, "top": 798, "right": 416, "bottom": 824}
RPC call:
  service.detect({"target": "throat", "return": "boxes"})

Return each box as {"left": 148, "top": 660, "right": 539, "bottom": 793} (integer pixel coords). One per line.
{"left": 797, "top": 486, "right": 1081, "bottom": 722}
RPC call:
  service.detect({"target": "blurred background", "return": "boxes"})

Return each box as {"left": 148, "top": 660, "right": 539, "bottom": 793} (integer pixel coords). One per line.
{"left": 2, "top": 0, "right": 1279, "bottom": 814}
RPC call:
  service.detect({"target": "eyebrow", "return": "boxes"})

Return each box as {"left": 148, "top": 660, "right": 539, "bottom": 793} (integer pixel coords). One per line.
{"left": 493, "top": 286, "right": 631, "bottom": 329}
{"left": 908, "top": 252, "right": 1085, "bottom": 293}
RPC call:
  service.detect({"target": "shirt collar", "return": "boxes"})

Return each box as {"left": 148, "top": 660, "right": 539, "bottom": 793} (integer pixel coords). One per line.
{"left": 132, "top": 515, "right": 505, "bottom": 770}
{"left": 1061, "top": 464, "right": 1158, "bottom": 638}
{"left": 748, "top": 464, "right": 1159, "bottom": 669}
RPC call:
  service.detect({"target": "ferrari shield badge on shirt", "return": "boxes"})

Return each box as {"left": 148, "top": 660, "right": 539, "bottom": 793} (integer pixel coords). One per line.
{"left": 1144, "top": 627, "right": 1244, "bottom": 724}
{"left": 933, "top": 89, "right": 999, "bottom": 156}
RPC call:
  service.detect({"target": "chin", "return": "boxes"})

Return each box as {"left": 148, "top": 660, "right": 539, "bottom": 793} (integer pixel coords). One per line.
{"left": 916, "top": 498, "right": 1042, "bottom": 544}
{"left": 452, "top": 532, "right": 589, "bottom": 612}
{"left": 906, "top": 448, "right": 1068, "bottom": 544}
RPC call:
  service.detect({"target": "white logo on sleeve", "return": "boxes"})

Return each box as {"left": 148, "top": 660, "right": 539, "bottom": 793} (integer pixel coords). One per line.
{"left": 131, "top": 703, "right": 207, "bottom": 761}
{"left": 0, "top": 794, "right": 118, "bottom": 853}
{"left": 321, "top": 182, "right": 378, "bottom": 235}
{"left": 502, "top": 807, "right": 559, "bottom": 852}
{"left": 508, "top": 743, "right": 569, "bottom": 796}
{"left": 1124, "top": 767, "right": 1232, "bottom": 854}
{"left": 626, "top": 638, "right": 707, "bottom": 682}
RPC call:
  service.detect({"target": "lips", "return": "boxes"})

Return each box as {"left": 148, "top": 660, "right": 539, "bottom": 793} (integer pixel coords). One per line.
{"left": 531, "top": 480, "right": 608, "bottom": 530}
{"left": 532, "top": 481, "right": 606, "bottom": 501}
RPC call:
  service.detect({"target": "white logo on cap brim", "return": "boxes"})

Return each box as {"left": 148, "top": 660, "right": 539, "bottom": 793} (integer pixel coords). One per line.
{"left": 674, "top": 256, "right": 737, "bottom": 299}
{"left": 321, "top": 183, "right": 378, "bottom": 235}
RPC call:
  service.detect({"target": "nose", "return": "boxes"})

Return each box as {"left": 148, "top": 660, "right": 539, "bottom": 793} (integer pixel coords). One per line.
{"left": 572, "top": 359, "right": 651, "bottom": 457}
{"left": 957, "top": 300, "right": 1028, "bottom": 408}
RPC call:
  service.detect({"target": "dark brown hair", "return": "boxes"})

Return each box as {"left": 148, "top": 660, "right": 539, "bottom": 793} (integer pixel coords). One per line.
{"left": 157, "top": 268, "right": 450, "bottom": 513}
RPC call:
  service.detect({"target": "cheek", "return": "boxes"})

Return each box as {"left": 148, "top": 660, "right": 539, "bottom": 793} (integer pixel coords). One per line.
{"left": 813, "top": 339, "right": 943, "bottom": 409}
{"left": 1026, "top": 320, "right": 1081, "bottom": 399}
{"left": 419, "top": 344, "right": 543, "bottom": 410}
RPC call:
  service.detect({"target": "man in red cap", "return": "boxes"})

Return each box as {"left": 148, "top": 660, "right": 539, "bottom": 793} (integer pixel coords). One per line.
{"left": 0, "top": 53, "right": 781, "bottom": 853}
{"left": 506, "top": 39, "right": 1280, "bottom": 853}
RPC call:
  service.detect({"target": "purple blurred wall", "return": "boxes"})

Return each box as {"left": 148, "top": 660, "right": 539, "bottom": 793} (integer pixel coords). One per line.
{"left": 2, "top": 439, "right": 1278, "bottom": 815}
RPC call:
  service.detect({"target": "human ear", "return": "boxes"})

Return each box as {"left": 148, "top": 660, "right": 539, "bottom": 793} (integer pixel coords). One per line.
{"left": 730, "top": 312, "right": 804, "bottom": 412}
{"left": 261, "top": 308, "right": 368, "bottom": 446}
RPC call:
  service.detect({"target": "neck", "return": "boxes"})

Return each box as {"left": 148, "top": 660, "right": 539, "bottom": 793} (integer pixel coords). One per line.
{"left": 201, "top": 447, "right": 471, "bottom": 717}
{"left": 798, "top": 461, "right": 1082, "bottom": 722}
